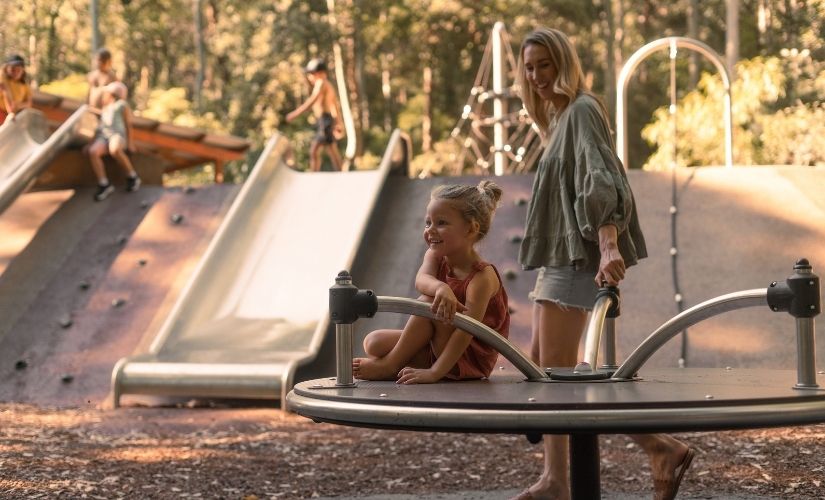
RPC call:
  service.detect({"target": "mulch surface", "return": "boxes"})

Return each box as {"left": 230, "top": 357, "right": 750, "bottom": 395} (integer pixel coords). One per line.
{"left": 1, "top": 403, "right": 824, "bottom": 499}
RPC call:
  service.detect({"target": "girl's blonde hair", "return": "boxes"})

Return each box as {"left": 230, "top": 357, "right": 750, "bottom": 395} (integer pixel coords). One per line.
{"left": 516, "top": 27, "right": 610, "bottom": 139}
{"left": 431, "top": 180, "right": 502, "bottom": 241}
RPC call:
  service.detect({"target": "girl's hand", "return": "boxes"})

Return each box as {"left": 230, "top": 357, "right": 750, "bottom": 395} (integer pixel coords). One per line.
{"left": 595, "top": 243, "right": 625, "bottom": 286}
{"left": 431, "top": 283, "right": 466, "bottom": 323}
{"left": 397, "top": 367, "right": 440, "bottom": 384}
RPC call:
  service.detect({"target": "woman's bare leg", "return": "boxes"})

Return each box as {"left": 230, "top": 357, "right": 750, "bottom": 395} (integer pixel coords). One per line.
{"left": 524, "top": 301, "right": 588, "bottom": 500}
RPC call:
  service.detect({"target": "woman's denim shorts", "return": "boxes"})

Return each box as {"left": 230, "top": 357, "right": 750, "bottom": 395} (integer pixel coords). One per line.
{"left": 529, "top": 265, "right": 599, "bottom": 311}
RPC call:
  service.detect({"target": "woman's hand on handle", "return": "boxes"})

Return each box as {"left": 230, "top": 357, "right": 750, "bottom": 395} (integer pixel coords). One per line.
{"left": 595, "top": 224, "right": 625, "bottom": 287}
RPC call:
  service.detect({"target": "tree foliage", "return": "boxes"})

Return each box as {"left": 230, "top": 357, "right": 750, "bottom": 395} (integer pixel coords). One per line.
{"left": 0, "top": 0, "right": 821, "bottom": 180}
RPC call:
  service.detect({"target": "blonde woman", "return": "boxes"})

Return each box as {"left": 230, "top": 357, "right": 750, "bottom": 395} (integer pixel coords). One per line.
{"left": 513, "top": 28, "right": 694, "bottom": 500}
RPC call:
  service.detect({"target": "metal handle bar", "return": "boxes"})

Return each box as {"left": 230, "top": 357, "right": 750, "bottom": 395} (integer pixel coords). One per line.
{"left": 575, "top": 294, "right": 614, "bottom": 372}
{"left": 612, "top": 289, "right": 767, "bottom": 380}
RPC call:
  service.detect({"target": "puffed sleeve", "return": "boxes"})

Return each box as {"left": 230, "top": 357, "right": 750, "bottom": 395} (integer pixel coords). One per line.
{"left": 572, "top": 141, "right": 633, "bottom": 242}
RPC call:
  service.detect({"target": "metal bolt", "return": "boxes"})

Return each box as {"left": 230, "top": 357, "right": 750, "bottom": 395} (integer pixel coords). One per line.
{"left": 61, "top": 374, "right": 74, "bottom": 384}
{"left": 528, "top": 397, "right": 536, "bottom": 402}
{"left": 379, "top": 393, "right": 388, "bottom": 398}
{"left": 140, "top": 200, "right": 150, "bottom": 209}
{"left": 310, "top": 384, "right": 323, "bottom": 389}
{"left": 138, "top": 259, "right": 148, "bottom": 266}
{"left": 772, "top": 306, "right": 779, "bottom": 311}
{"left": 669, "top": 247, "right": 678, "bottom": 256}
{"left": 818, "top": 371, "right": 825, "bottom": 375}
{"left": 499, "top": 366, "right": 505, "bottom": 370}
{"left": 79, "top": 281, "right": 91, "bottom": 291}
{"left": 58, "top": 316, "right": 73, "bottom": 329}
{"left": 810, "top": 305, "right": 816, "bottom": 310}
{"left": 770, "top": 281, "right": 777, "bottom": 287}
{"left": 705, "top": 395, "right": 714, "bottom": 400}
{"left": 810, "top": 281, "right": 815, "bottom": 286}
{"left": 674, "top": 294, "right": 683, "bottom": 303}
{"left": 669, "top": 206, "right": 678, "bottom": 214}
{"left": 725, "top": 366, "right": 732, "bottom": 371}
{"left": 171, "top": 214, "right": 184, "bottom": 224}
{"left": 573, "top": 370, "right": 580, "bottom": 374}
{"left": 111, "top": 298, "right": 126, "bottom": 308}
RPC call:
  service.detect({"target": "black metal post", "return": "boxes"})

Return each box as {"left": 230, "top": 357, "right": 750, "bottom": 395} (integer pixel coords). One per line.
{"left": 569, "top": 433, "right": 601, "bottom": 499}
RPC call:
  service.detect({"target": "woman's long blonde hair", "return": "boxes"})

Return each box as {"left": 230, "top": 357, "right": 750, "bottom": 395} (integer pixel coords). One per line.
{"left": 516, "top": 27, "right": 609, "bottom": 139}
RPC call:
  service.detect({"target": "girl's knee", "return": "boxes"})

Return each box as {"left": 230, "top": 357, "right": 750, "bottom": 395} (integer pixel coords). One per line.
{"left": 363, "top": 329, "right": 396, "bottom": 356}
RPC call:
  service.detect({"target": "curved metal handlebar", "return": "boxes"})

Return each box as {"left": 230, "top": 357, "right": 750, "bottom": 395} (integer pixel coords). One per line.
{"left": 575, "top": 294, "right": 615, "bottom": 372}
{"left": 612, "top": 289, "right": 768, "bottom": 380}
{"left": 376, "top": 296, "right": 549, "bottom": 381}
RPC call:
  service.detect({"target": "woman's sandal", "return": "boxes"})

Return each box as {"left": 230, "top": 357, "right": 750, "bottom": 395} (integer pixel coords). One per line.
{"left": 654, "top": 447, "right": 696, "bottom": 500}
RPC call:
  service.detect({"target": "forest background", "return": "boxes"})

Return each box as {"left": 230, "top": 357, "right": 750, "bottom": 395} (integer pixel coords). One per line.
{"left": 0, "top": 0, "right": 822, "bottom": 182}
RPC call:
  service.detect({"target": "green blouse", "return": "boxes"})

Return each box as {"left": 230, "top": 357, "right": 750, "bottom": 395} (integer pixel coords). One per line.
{"left": 518, "top": 94, "right": 647, "bottom": 272}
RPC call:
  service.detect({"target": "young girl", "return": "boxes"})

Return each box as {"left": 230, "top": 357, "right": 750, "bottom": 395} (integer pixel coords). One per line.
{"left": 86, "top": 81, "right": 141, "bottom": 201}
{"left": 353, "top": 180, "right": 509, "bottom": 384}
{"left": 0, "top": 54, "right": 32, "bottom": 125}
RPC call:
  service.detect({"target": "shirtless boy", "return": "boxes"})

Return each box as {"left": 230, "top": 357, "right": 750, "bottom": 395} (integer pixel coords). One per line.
{"left": 286, "top": 58, "right": 344, "bottom": 172}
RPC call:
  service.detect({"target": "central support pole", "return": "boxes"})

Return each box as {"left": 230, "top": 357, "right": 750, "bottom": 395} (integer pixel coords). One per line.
{"left": 570, "top": 433, "right": 601, "bottom": 499}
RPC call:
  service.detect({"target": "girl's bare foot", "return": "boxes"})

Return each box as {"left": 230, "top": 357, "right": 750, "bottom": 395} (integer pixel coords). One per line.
{"left": 352, "top": 357, "right": 398, "bottom": 381}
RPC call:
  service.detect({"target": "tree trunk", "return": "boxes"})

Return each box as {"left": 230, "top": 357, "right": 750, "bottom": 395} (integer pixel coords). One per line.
{"left": 603, "top": 1, "right": 616, "bottom": 118}
{"left": 688, "top": 0, "right": 699, "bottom": 87}
{"left": 726, "top": 0, "right": 739, "bottom": 81}
{"left": 381, "top": 52, "right": 392, "bottom": 133}
{"left": 193, "top": 0, "right": 206, "bottom": 110}
{"left": 45, "top": 4, "right": 62, "bottom": 83}
{"left": 341, "top": 1, "right": 364, "bottom": 156}
{"left": 422, "top": 64, "right": 432, "bottom": 153}
{"left": 757, "top": 0, "right": 771, "bottom": 52}
{"left": 28, "top": 0, "right": 39, "bottom": 88}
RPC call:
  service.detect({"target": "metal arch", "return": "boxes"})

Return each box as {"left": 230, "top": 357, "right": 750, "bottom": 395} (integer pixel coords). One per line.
{"left": 616, "top": 37, "right": 733, "bottom": 169}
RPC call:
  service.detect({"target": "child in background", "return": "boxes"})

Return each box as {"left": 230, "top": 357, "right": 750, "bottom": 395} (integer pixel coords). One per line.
{"left": 0, "top": 54, "right": 32, "bottom": 125}
{"left": 285, "top": 58, "right": 344, "bottom": 172}
{"left": 353, "top": 180, "right": 509, "bottom": 384}
{"left": 87, "top": 48, "right": 117, "bottom": 110}
{"left": 86, "top": 81, "right": 141, "bottom": 201}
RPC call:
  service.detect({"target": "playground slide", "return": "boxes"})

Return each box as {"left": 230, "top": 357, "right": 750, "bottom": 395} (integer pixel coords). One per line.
{"left": 111, "top": 129, "right": 411, "bottom": 405}
{"left": 0, "top": 106, "right": 92, "bottom": 215}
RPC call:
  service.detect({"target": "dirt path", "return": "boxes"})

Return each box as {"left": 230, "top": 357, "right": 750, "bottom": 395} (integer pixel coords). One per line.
{"left": 1, "top": 403, "right": 824, "bottom": 499}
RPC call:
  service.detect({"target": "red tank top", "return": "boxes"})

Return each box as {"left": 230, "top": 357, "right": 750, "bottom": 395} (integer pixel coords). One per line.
{"left": 436, "top": 258, "right": 510, "bottom": 379}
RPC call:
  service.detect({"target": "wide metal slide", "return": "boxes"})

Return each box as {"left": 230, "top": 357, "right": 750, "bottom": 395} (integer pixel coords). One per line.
{"left": 0, "top": 107, "right": 92, "bottom": 215}
{"left": 111, "top": 130, "right": 410, "bottom": 405}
